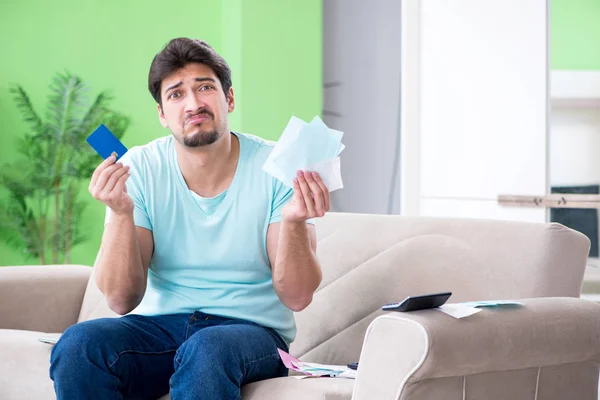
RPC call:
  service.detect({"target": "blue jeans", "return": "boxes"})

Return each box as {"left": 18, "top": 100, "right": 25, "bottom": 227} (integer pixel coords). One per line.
{"left": 49, "top": 312, "right": 289, "bottom": 400}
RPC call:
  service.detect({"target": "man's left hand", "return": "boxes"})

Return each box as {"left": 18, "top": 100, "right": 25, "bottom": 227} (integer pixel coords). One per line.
{"left": 281, "top": 170, "right": 330, "bottom": 223}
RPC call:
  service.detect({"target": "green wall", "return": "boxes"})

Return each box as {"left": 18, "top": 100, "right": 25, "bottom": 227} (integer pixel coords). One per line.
{"left": 0, "top": 0, "right": 322, "bottom": 266}
{"left": 551, "top": 0, "right": 600, "bottom": 70}
{"left": 240, "top": 2, "right": 323, "bottom": 138}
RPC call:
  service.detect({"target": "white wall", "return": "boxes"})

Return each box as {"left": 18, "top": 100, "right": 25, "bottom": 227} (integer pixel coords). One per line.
{"left": 550, "top": 108, "right": 600, "bottom": 187}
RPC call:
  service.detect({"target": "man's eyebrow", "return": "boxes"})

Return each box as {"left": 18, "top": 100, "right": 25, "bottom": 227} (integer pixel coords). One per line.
{"left": 164, "top": 81, "right": 182, "bottom": 94}
{"left": 195, "top": 77, "right": 216, "bottom": 84}
{"left": 163, "top": 77, "right": 216, "bottom": 94}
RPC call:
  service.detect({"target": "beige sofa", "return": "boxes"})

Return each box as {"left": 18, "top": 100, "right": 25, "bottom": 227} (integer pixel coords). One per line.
{"left": 1, "top": 212, "right": 600, "bottom": 399}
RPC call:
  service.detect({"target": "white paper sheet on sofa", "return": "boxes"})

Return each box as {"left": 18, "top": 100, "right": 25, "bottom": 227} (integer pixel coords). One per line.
{"left": 438, "top": 300, "right": 524, "bottom": 319}
{"left": 37, "top": 333, "right": 61, "bottom": 345}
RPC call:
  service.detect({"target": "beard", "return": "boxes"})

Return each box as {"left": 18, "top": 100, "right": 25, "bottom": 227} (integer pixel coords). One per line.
{"left": 178, "top": 109, "right": 223, "bottom": 147}
{"left": 182, "top": 129, "right": 221, "bottom": 147}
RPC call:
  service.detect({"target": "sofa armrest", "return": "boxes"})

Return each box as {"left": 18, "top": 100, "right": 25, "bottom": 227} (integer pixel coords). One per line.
{"left": 352, "top": 297, "right": 600, "bottom": 400}
{"left": 0, "top": 265, "right": 92, "bottom": 333}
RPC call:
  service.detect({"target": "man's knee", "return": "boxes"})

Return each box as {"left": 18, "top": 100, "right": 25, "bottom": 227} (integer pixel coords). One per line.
{"left": 50, "top": 318, "right": 121, "bottom": 375}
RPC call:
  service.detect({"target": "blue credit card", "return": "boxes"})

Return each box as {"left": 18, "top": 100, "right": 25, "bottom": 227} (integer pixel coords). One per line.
{"left": 86, "top": 124, "right": 128, "bottom": 161}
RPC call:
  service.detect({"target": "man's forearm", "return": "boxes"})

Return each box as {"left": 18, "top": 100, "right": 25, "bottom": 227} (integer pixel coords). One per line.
{"left": 95, "top": 212, "right": 146, "bottom": 314}
{"left": 273, "top": 220, "right": 322, "bottom": 312}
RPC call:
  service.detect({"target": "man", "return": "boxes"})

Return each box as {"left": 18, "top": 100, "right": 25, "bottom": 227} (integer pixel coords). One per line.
{"left": 49, "top": 37, "right": 329, "bottom": 400}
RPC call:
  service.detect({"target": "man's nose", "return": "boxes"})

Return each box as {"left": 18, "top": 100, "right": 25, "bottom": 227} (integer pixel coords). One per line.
{"left": 185, "top": 92, "right": 204, "bottom": 113}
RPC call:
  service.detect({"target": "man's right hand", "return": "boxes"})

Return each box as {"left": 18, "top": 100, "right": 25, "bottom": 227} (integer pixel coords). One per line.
{"left": 89, "top": 153, "right": 133, "bottom": 215}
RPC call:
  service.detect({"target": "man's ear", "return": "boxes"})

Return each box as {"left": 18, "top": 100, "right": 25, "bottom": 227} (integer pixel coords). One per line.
{"left": 227, "top": 87, "right": 235, "bottom": 113}
{"left": 157, "top": 104, "right": 168, "bottom": 128}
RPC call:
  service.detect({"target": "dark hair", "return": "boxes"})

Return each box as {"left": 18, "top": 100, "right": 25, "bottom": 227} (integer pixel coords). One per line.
{"left": 148, "top": 38, "right": 232, "bottom": 105}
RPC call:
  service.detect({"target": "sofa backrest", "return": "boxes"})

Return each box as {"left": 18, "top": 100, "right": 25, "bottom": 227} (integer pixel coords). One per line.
{"left": 78, "top": 212, "right": 590, "bottom": 364}
{"left": 288, "top": 213, "right": 590, "bottom": 365}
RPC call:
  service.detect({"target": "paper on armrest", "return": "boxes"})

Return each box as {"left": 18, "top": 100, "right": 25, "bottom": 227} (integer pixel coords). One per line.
{"left": 438, "top": 300, "right": 524, "bottom": 319}
{"left": 438, "top": 304, "right": 483, "bottom": 319}
{"left": 462, "top": 300, "right": 524, "bottom": 307}
{"left": 263, "top": 116, "right": 344, "bottom": 191}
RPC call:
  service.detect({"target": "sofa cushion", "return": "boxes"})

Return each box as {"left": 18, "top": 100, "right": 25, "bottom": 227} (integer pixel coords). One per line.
{"left": 242, "top": 377, "right": 354, "bottom": 399}
{"left": 155, "top": 376, "right": 354, "bottom": 400}
{"left": 0, "top": 329, "right": 56, "bottom": 399}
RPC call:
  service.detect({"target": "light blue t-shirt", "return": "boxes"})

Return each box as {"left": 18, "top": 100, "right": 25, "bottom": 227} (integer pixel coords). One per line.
{"left": 104, "top": 132, "right": 303, "bottom": 344}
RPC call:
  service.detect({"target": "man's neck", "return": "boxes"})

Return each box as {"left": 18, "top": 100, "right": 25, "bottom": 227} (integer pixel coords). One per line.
{"left": 174, "top": 131, "right": 240, "bottom": 197}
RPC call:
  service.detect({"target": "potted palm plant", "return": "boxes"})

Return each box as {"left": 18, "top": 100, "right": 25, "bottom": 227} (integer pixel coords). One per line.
{"left": 0, "top": 71, "right": 129, "bottom": 264}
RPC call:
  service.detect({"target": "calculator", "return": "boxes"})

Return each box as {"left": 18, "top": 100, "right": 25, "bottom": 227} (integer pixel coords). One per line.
{"left": 382, "top": 292, "right": 452, "bottom": 312}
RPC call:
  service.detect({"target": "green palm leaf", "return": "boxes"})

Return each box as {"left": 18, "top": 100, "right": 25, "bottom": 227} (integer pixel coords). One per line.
{"left": 0, "top": 193, "right": 43, "bottom": 261}
{"left": 55, "top": 181, "right": 89, "bottom": 263}
{"left": 46, "top": 72, "right": 89, "bottom": 179}
{"left": 9, "top": 85, "right": 45, "bottom": 137}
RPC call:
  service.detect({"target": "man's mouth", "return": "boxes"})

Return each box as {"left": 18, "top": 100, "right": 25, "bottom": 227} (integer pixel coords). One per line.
{"left": 186, "top": 113, "right": 211, "bottom": 125}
